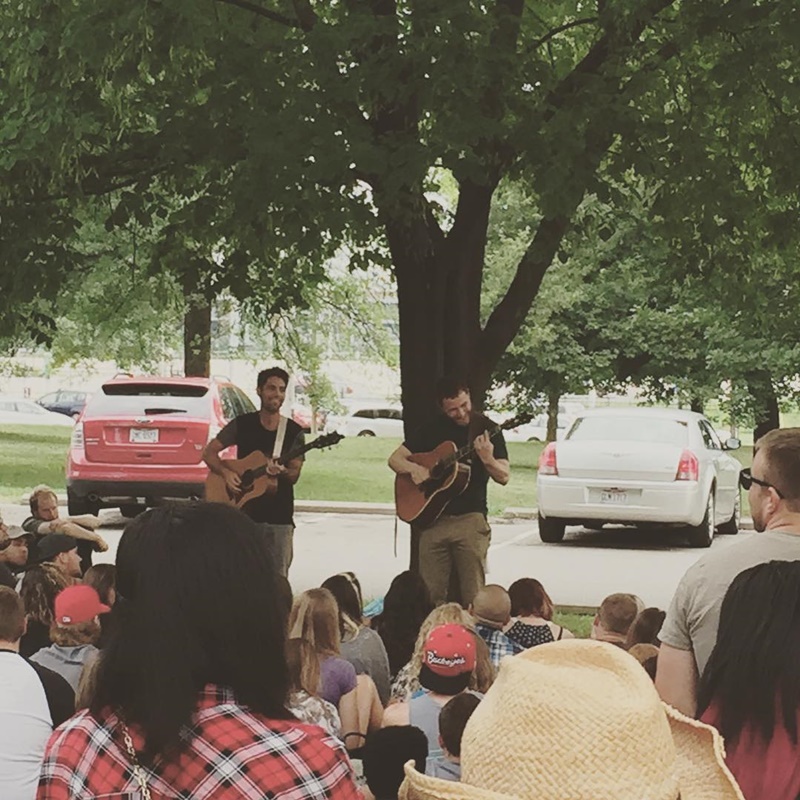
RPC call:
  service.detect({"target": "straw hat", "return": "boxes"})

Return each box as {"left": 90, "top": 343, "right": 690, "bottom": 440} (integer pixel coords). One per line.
{"left": 400, "top": 640, "right": 743, "bottom": 800}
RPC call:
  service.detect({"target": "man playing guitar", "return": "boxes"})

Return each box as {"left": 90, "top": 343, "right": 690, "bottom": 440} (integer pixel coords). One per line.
{"left": 388, "top": 376, "right": 510, "bottom": 606}
{"left": 203, "top": 367, "right": 304, "bottom": 576}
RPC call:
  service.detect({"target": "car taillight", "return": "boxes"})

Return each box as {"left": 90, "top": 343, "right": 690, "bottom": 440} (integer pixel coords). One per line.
{"left": 538, "top": 443, "right": 558, "bottom": 476}
{"left": 676, "top": 449, "right": 699, "bottom": 481}
{"left": 70, "top": 423, "right": 84, "bottom": 449}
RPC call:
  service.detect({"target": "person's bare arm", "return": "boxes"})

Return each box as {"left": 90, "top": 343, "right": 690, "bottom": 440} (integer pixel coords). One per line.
{"left": 65, "top": 514, "right": 101, "bottom": 530}
{"left": 202, "top": 438, "right": 241, "bottom": 491}
{"left": 474, "top": 433, "right": 510, "bottom": 485}
{"left": 282, "top": 456, "right": 303, "bottom": 485}
{"left": 388, "top": 444, "right": 429, "bottom": 485}
{"left": 381, "top": 700, "right": 410, "bottom": 727}
{"left": 337, "top": 688, "right": 361, "bottom": 751}
{"left": 60, "top": 522, "right": 108, "bottom": 552}
{"left": 655, "top": 643, "right": 699, "bottom": 717}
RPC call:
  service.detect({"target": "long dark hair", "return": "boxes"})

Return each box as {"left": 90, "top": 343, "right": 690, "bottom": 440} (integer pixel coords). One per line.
{"left": 697, "top": 560, "right": 800, "bottom": 744}
{"left": 91, "top": 503, "right": 291, "bottom": 761}
{"left": 371, "top": 571, "right": 433, "bottom": 676}
{"left": 508, "top": 578, "right": 554, "bottom": 620}
{"left": 321, "top": 574, "right": 362, "bottom": 637}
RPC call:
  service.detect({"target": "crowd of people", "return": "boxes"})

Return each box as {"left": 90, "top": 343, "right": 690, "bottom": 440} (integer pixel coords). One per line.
{"left": 3, "top": 368, "right": 800, "bottom": 800}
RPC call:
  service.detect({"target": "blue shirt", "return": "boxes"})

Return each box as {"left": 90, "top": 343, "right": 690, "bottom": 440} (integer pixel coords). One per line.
{"left": 474, "top": 622, "right": 524, "bottom": 667}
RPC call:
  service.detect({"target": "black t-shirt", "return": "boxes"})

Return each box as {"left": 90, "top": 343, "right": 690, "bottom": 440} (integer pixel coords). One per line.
{"left": 217, "top": 413, "right": 305, "bottom": 525}
{"left": 26, "top": 659, "right": 75, "bottom": 727}
{"left": 0, "top": 562, "right": 16, "bottom": 589}
{"left": 404, "top": 414, "right": 508, "bottom": 517}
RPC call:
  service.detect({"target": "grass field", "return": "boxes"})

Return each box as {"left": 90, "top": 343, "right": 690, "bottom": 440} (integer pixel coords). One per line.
{"left": 0, "top": 425, "right": 753, "bottom": 516}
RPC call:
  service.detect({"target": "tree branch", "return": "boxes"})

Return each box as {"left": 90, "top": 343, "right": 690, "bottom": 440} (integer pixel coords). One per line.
{"left": 527, "top": 17, "right": 599, "bottom": 53}
{"left": 214, "top": 0, "right": 300, "bottom": 27}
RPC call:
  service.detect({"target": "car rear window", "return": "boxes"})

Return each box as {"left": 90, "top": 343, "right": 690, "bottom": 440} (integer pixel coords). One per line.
{"left": 567, "top": 416, "right": 688, "bottom": 446}
{"left": 87, "top": 383, "right": 211, "bottom": 416}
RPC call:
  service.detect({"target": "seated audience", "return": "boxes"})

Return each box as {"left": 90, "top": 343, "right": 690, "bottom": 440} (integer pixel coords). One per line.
{"left": 400, "top": 640, "right": 742, "bottom": 800}
{"left": 289, "top": 588, "right": 382, "bottom": 751}
{"left": 426, "top": 692, "right": 481, "bottom": 780}
{"left": 390, "top": 604, "right": 476, "bottom": 702}
{"left": 0, "top": 523, "right": 32, "bottom": 589}
{"left": 82, "top": 564, "right": 117, "bottom": 648}
{"left": 286, "top": 638, "right": 342, "bottom": 739}
{"left": 38, "top": 503, "right": 359, "bottom": 799}
{"left": 382, "top": 624, "right": 476, "bottom": 759}
{"left": 506, "top": 577, "right": 575, "bottom": 648}
{"left": 322, "top": 573, "right": 391, "bottom": 706}
{"left": 362, "top": 726, "right": 428, "bottom": 800}
{"left": 625, "top": 607, "right": 666, "bottom": 649}
{"left": 0, "top": 587, "right": 74, "bottom": 800}
{"left": 698, "top": 560, "right": 800, "bottom": 800}
{"left": 31, "top": 584, "right": 110, "bottom": 691}
{"left": 590, "top": 592, "right": 642, "bottom": 647}
{"left": 18, "top": 562, "right": 75, "bottom": 658}
{"left": 22, "top": 485, "right": 108, "bottom": 573}
{"left": 469, "top": 585, "right": 523, "bottom": 667}
{"left": 36, "top": 534, "right": 83, "bottom": 580}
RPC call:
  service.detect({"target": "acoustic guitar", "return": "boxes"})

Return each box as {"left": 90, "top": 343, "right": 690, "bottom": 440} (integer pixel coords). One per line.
{"left": 394, "top": 414, "right": 532, "bottom": 527}
{"left": 205, "top": 431, "right": 344, "bottom": 509}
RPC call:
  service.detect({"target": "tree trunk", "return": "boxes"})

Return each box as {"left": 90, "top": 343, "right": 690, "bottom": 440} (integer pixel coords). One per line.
{"left": 546, "top": 391, "right": 560, "bottom": 442}
{"left": 747, "top": 371, "right": 779, "bottom": 442}
{"left": 183, "top": 297, "right": 212, "bottom": 378}
{"left": 690, "top": 397, "right": 704, "bottom": 413}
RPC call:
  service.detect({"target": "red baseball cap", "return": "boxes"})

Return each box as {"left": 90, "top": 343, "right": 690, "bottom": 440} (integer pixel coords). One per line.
{"left": 54, "top": 585, "right": 111, "bottom": 626}
{"left": 424, "top": 623, "right": 477, "bottom": 677}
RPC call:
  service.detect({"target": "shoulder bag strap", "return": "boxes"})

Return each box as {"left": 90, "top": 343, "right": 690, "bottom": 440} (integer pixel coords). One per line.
{"left": 122, "top": 724, "right": 153, "bottom": 800}
{"left": 273, "top": 415, "right": 288, "bottom": 459}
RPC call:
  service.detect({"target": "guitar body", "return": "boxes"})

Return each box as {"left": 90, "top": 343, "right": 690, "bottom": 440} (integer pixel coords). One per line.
{"left": 394, "top": 442, "right": 471, "bottom": 527}
{"left": 204, "top": 451, "right": 279, "bottom": 509}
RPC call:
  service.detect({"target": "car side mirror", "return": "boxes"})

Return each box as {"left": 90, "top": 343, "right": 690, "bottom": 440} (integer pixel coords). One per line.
{"left": 723, "top": 437, "right": 741, "bottom": 451}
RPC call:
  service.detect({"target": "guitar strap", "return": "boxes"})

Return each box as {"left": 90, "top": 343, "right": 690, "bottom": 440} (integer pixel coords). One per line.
{"left": 273, "top": 415, "right": 288, "bottom": 460}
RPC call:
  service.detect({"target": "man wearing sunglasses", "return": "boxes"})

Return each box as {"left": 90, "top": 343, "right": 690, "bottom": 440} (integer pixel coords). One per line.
{"left": 656, "top": 428, "right": 800, "bottom": 717}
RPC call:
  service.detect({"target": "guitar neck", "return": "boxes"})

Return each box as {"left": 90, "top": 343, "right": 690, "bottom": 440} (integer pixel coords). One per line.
{"left": 440, "top": 425, "right": 505, "bottom": 469}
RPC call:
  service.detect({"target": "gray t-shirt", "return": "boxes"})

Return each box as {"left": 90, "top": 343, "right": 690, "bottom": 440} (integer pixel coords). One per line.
{"left": 660, "top": 530, "right": 800, "bottom": 675}
{"left": 340, "top": 627, "right": 391, "bottom": 706}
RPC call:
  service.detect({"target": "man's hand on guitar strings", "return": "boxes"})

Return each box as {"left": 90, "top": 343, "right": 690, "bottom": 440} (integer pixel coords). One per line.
{"left": 266, "top": 461, "right": 287, "bottom": 477}
{"left": 223, "top": 469, "right": 242, "bottom": 492}
{"left": 408, "top": 464, "right": 430, "bottom": 486}
{"left": 474, "top": 432, "right": 495, "bottom": 464}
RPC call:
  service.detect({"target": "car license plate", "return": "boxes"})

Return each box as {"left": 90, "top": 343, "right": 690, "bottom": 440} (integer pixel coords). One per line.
{"left": 130, "top": 428, "right": 159, "bottom": 444}
{"left": 600, "top": 490, "right": 627, "bottom": 504}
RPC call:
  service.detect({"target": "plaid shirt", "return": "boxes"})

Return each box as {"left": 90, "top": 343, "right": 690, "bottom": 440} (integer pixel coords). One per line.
{"left": 37, "top": 684, "right": 360, "bottom": 800}
{"left": 475, "top": 622, "right": 524, "bottom": 667}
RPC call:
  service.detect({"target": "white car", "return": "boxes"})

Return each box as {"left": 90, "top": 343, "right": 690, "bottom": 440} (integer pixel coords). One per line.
{"left": 327, "top": 406, "right": 403, "bottom": 438}
{"left": 0, "top": 397, "right": 76, "bottom": 427}
{"left": 536, "top": 408, "right": 742, "bottom": 547}
{"left": 503, "top": 412, "right": 569, "bottom": 443}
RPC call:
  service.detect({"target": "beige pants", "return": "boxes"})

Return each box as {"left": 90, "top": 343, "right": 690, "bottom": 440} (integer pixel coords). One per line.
{"left": 419, "top": 512, "right": 491, "bottom": 606}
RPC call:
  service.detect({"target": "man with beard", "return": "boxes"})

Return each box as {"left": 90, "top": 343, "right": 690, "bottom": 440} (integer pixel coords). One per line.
{"left": 203, "top": 367, "right": 304, "bottom": 576}
{"left": 656, "top": 428, "right": 800, "bottom": 716}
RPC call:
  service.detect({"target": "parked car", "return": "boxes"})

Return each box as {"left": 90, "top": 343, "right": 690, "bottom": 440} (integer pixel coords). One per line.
{"left": 0, "top": 397, "right": 76, "bottom": 427}
{"left": 326, "top": 405, "right": 403, "bottom": 437}
{"left": 536, "top": 407, "right": 742, "bottom": 547}
{"left": 37, "top": 389, "right": 90, "bottom": 419}
{"left": 503, "top": 413, "right": 569, "bottom": 443}
{"left": 66, "top": 376, "right": 255, "bottom": 517}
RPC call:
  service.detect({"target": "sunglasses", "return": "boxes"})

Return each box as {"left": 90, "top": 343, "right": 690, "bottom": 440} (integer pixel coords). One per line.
{"left": 739, "top": 468, "right": 784, "bottom": 498}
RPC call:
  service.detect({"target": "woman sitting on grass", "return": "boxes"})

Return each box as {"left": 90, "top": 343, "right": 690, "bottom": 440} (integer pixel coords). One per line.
{"left": 505, "top": 577, "right": 575, "bottom": 649}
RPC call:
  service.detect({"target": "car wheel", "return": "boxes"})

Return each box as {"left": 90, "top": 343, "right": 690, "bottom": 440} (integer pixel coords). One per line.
{"left": 687, "top": 491, "right": 715, "bottom": 548}
{"left": 717, "top": 489, "right": 740, "bottom": 535}
{"left": 357, "top": 430, "right": 376, "bottom": 437}
{"left": 67, "top": 489, "right": 99, "bottom": 517}
{"left": 538, "top": 514, "right": 566, "bottom": 543}
{"left": 120, "top": 503, "right": 148, "bottom": 519}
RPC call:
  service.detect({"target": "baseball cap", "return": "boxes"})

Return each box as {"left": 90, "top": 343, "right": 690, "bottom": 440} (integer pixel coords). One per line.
{"left": 54, "top": 585, "right": 111, "bottom": 626}
{"left": 424, "top": 623, "right": 476, "bottom": 676}
{"left": 7, "top": 526, "right": 30, "bottom": 540}
{"left": 37, "top": 533, "right": 77, "bottom": 562}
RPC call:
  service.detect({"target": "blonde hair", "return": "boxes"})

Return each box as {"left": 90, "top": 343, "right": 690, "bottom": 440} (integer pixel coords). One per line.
{"left": 286, "top": 638, "right": 321, "bottom": 695}
{"left": 471, "top": 632, "right": 496, "bottom": 694}
{"left": 49, "top": 619, "right": 101, "bottom": 647}
{"left": 288, "top": 588, "right": 341, "bottom": 656}
{"left": 76, "top": 652, "right": 102, "bottom": 710}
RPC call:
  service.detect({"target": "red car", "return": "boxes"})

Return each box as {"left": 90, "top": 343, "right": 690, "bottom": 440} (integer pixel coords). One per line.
{"left": 66, "top": 376, "right": 255, "bottom": 517}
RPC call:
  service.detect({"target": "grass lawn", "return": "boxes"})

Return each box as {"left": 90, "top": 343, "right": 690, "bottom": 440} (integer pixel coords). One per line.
{"left": 0, "top": 425, "right": 753, "bottom": 517}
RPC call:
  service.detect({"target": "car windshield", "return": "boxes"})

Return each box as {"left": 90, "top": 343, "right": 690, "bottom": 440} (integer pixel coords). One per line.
{"left": 88, "top": 383, "right": 211, "bottom": 416}
{"left": 567, "top": 415, "right": 688, "bottom": 446}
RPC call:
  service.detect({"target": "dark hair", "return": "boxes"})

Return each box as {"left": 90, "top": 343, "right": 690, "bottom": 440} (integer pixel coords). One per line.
{"left": 435, "top": 375, "right": 470, "bottom": 404}
{"left": 257, "top": 367, "right": 290, "bottom": 390}
{"left": 371, "top": 571, "right": 433, "bottom": 676}
{"left": 419, "top": 665, "right": 471, "bottom": 696}
{"left": 625, "top": 608, "right": 666, "bottom": 648}
{"left": 755, "top": 428, "right": 800, "bottom": 509}
{"left": 0, "top": 586, "right": 25, "bottom": 642}
{"left": 363, "top": 726, "right": 428, "bottom": 800}
{"left": 321, "top": 574, "right": 362, "bottom": 636}
{"left": 91, "top": 503, "right": 292, "bottom": 762}
{"left": 439, "top": 692, "right": 481, "bottom": 757}
{"left": 83, "top": 564, "right": 117, "bottom": 606}
{"left": 697, "top": 561, "right": 800, "bottom": 745}
{"left": 508, "top": 578, "right": 554, "bottom": 620}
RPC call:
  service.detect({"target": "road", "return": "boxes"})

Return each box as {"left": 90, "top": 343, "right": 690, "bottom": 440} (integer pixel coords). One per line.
{"left": 1, "top": 503, "right": 752, "bottom": 609}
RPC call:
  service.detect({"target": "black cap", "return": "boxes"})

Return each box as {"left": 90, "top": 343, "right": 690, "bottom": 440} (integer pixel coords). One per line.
{"left": 37, "top": 533, "right": 77, "bottom": 562}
